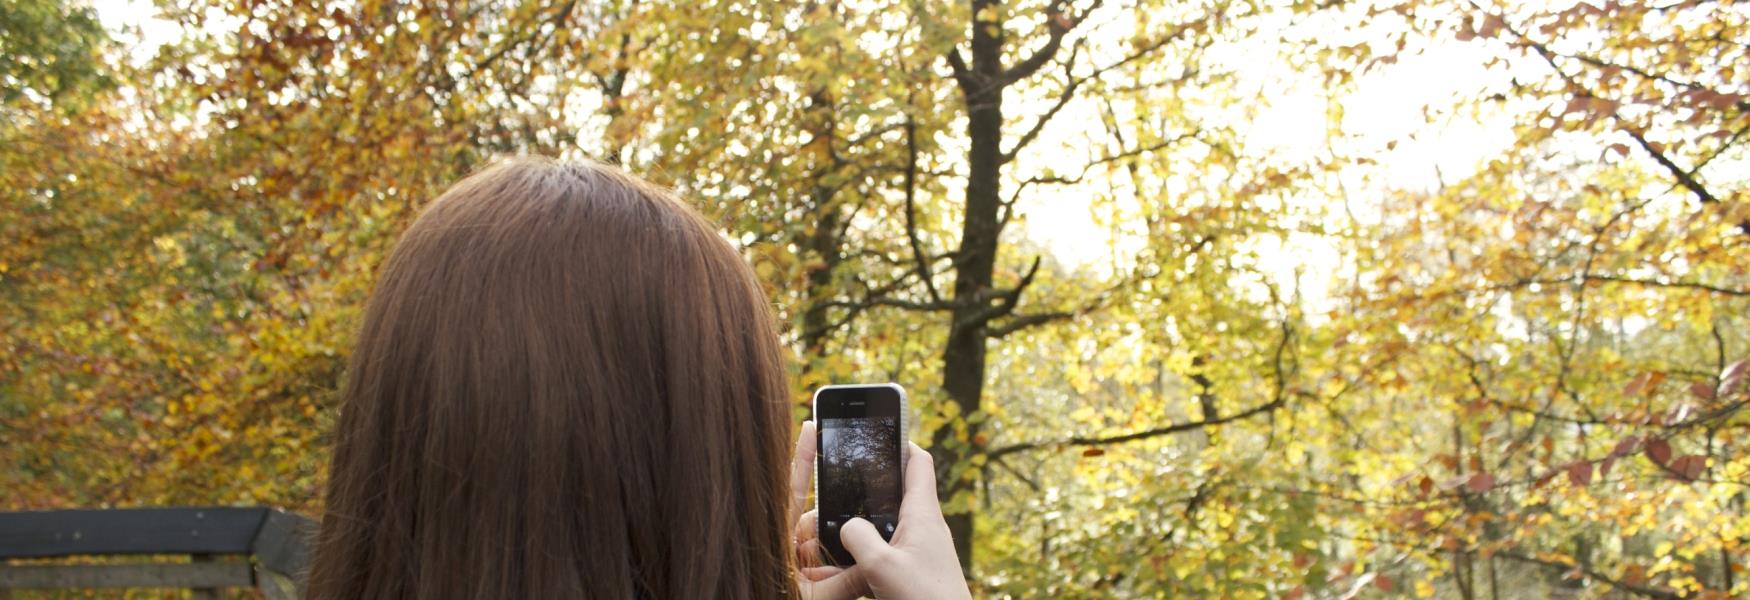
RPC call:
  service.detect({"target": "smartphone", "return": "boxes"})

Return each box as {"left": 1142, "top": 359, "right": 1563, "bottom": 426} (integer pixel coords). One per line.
{"left": 814, "top": 383, "right": 908, "bottom": 566}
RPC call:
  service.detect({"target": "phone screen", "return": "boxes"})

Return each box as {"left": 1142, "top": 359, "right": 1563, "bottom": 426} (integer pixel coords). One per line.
{"left": 815, "top": 385, "right": 904, "bottom": 566}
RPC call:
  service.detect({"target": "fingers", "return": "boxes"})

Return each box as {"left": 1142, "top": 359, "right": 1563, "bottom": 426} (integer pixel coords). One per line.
{"left": 900, "top": 442, "right": 942, "bottom": 522}
{"left": 789, "top": 421, "right": 817, "bottom": 524}
{"left": 797, "top": 537, "right": 828, "bottom": 569}
{"left": 798, "top": 567, "right": 868, "bottom": 600}
{"left": 795, "top": 509, "right": 818, "bottom": 543}
{"left": 839, "top": 517, "right": 892, "bottom": 566}
{"left": 795, "top": 510, "right": 826, "bottom": 568}
{"left": 799, "top": 566, "right": 842, "bottom": 581}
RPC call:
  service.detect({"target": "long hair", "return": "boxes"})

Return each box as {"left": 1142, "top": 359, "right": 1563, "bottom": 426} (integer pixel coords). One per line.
{"left": 307, "top": 158, "right": 797, "bottom": 599}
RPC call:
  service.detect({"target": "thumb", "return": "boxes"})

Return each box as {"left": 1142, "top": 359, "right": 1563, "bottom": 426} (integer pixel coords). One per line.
{"left": 839, "top": 518, "right": 891, "bottom": 565}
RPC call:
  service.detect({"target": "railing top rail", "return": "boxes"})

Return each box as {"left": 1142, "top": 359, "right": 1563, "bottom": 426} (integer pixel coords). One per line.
{"left": 0, "top": 507, "right": 315, "bottom": 579}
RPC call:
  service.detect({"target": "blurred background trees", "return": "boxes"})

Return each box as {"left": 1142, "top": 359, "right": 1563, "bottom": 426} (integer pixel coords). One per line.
{"left": 2, "top": 0, "right": 1746, "bottom": 597}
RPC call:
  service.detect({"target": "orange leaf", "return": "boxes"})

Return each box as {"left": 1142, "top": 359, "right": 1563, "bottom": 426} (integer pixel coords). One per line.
{"left": 1644, "top": 372, "right": 1667, "bottom": 395}
{"left": 1623, "top": 372, "right": 1648, "bottom": 396}
{"left": 1466, "top": 473, "right": 1495, "bottom": 493}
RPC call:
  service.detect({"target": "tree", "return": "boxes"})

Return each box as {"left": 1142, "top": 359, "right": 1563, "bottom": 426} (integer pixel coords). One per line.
{"left": 0, "top": 0, "right": 111, "bottom": 111}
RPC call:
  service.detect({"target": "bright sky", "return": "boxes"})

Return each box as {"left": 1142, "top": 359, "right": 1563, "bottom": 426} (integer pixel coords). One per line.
{"left": 1012, "top": 13, "right": 1535, "bottom": 316}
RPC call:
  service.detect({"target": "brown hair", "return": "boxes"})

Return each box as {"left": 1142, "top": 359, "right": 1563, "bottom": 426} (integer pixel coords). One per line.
{"left": 307, "top": 158, "right": 798, "bottom": 599}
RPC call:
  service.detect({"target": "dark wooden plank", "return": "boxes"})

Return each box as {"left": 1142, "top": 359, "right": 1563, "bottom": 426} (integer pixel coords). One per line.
{"left": 249, "top": 508, "right": 315, "bottom": 592}
{"left": 0, "top": 508, "right": 266, "bottom": 558}
{"left": 0, "top": 563, "right": 253, "bottom": 589}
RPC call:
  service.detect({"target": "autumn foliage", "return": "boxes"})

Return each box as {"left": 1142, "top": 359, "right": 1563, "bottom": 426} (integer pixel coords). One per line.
{"left": 2, "top": 0, "right": 1747, "bottom": 597}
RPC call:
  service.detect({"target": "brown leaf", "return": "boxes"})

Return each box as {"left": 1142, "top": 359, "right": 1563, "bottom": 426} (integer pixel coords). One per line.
{"left": 1418, "top": 476, "right": 1434, "bottom": 497}
{"left": 1374, "top": 573, "right": 1396, "bottom": 592}
{"left": 1081, "top": 447, "right": 1105, "bottom": 457}
{"left": 1466, "top": 472, "right": 1496, "bottom": 493}
{"left": 1645, "top": 438, "right": 1672, "bottom": 466}
{"left": 1567, "top": 461, "right": 1593, "bottom": 486}
{"left": 1670, "top": 455, "right": 1707, "bottom": 481}
{"left": 1477, "top": 15, "right": 1505, "bottom": 38}
{"left": 1623, "top": 372, "right": 1665, "bottom": 396}
{"left": 1689, "top": 381, "right": 1716, "bottom": 401}
{"left": 1599, "top": 456, "right": 1616, "bottom": 479}
{"left": 1562, "top": 96, "right": 1592, "bottom": 116}
{"left": 1611, "top": 435, "right": 1640, "bottom": 457}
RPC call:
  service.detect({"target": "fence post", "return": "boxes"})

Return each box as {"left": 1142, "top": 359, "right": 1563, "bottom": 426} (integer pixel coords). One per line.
{"left": 190, "top": 554, "right": 218, "bottom": 600}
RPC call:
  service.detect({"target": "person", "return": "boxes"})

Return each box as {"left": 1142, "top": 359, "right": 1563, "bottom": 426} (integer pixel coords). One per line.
{"left": 306, "top": 157, "right": 971, "bottom": 599}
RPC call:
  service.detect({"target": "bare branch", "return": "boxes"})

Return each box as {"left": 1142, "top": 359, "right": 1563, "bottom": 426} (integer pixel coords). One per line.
{"left": 1624, "top": 127, "right": 1718, "bottom": 204}
{"left": 1503, "top": 274, "right": 1750, "bottom": 297}
{"left": 1002, "top": 18, "right": 1201, "bottom": 162}
{"left": 1002, "top": 41, "right": 1084, "bottom": 164}
{"left": 1001, "top": 0, "right": 1089, "bottom": 85}
{"left": 984, "top": 310, "right": 1074, "bottom": 339}
{"left": 1492, "top": 550, "right": 1681, "bottom": 599}
{"left": 946, "top": 47, "right": 975, "bottom": 91}
{"left": 985, "top": 272, "right": 1133, "bottom": 339}
{"left": 1005, "top": 132, "right": 1197, "bottom": 211}
{"left": 954, "top": 256, "right": 1044, "bottom": 330}
{"left": 988, "top": 397, "right": 1285, "bottom": 459}
{"left": 903, "top": 115, "right": 943, "bottom": 304}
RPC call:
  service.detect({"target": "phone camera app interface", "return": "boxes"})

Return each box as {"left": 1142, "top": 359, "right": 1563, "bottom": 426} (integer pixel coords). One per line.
{"left": 820, "top": 416, "right": 901, "bottom": 539}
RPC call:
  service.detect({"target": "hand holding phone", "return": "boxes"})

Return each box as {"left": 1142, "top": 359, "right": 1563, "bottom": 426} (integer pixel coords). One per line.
{"left": 789, "top": 383, "right": 971, "bottom": 600}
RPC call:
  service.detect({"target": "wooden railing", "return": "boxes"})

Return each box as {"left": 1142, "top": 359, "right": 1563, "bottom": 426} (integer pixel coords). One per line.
{"left": 0, "top": 507, "right": 315, "bottom": 599}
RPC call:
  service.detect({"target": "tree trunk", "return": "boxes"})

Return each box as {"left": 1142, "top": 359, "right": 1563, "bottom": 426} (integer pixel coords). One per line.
{"left": 799, "top": 188, "right": 842, "bottom": 358}
{"left": 798, "top": 81, "right": 843, "bottom": 362}
{"left": 935, "top": 0, "right": 1006, "bottom": 572}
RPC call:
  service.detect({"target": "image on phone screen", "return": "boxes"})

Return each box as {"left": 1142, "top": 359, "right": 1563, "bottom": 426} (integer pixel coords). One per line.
{"left": 820, "top": 416, "right": 902, "bottom": 535}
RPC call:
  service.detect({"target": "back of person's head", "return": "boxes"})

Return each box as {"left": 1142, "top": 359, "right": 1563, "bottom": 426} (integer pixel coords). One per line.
{"left": 307, "top": 157, "right": 797, "bottom": 599}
